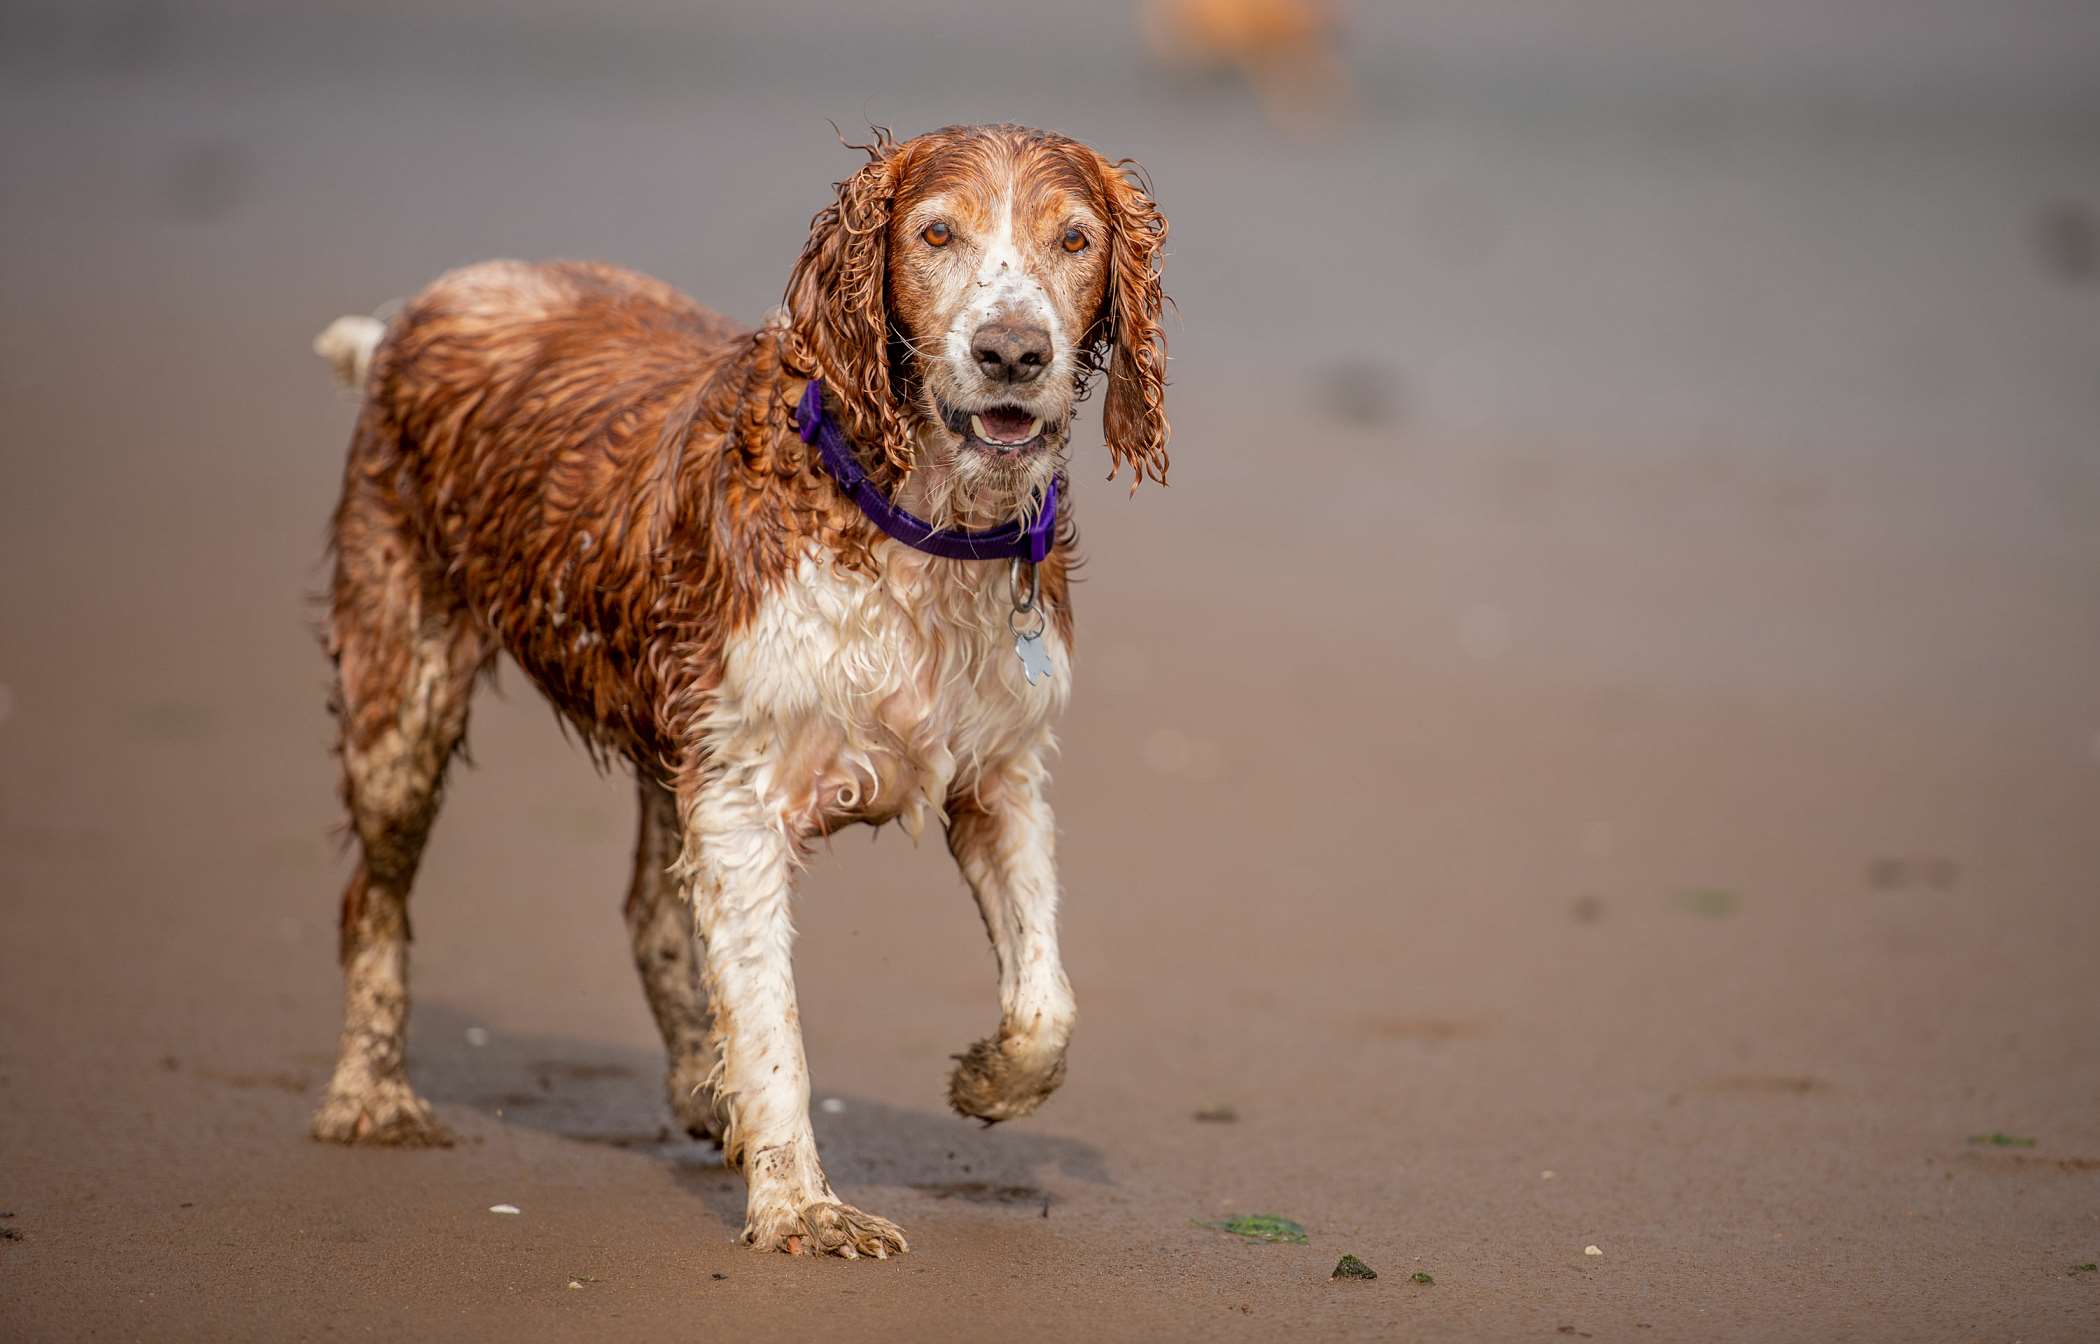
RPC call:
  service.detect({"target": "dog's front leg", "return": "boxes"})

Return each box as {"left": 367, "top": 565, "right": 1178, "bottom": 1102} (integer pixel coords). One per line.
{"left": 945, "top": 751, "right": 1077, "bottom": 1122}
{"left": 681, "top": 768, "right": 907, "bottom": 1258}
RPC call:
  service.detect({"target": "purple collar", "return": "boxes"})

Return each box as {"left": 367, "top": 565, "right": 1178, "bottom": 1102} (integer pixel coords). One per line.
{"left": 797, "top": 379, "right": 1059, "bottom": 564}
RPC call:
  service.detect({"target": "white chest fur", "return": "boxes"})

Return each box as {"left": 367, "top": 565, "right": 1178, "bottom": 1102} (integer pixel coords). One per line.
{"left": 708, "top": 543, "right": 1069, "bottom": 837}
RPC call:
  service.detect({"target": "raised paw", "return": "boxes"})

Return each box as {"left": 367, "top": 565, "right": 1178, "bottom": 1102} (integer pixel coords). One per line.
{"left": 948, "top": 1034, "right": 1067, "bottom": 1123}
{"left": 310, "top": 1075, "right": 452, "bottom": 1147}
{"left": 745, "top": 1200, "right": 909, "bottom": 1259}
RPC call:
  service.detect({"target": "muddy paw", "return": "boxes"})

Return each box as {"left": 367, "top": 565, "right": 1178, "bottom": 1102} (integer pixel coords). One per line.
{"left": 746, "top": 1201, "right": 909, "bottom": 1259}
{"left": 948, "top": 1035, "right": 1067, "bottom": 1123}
{"left": 310, "top": 1078, "right": 451, "bottom": 1147}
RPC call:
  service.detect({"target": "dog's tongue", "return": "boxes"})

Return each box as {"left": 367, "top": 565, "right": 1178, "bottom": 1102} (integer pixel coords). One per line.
{"left": 977, "top": 406, "right": 1037, "bottom": 443}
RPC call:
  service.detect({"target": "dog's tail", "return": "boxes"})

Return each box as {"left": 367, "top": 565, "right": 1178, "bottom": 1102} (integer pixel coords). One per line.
{"left": 313, "top": 314, "right": 386, "bottom": 392}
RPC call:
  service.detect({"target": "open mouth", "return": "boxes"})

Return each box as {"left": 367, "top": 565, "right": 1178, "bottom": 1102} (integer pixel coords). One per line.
{"left": 940, "top": 401, "right": 1050, "bottom": 456}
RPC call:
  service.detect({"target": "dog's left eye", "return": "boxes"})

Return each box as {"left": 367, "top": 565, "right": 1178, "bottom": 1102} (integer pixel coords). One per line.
{"left": 923, "top": 221, "right": 952, "bottom": 248}
{"left": 1061, "top": 228, "right": 1088, "bottom": 254}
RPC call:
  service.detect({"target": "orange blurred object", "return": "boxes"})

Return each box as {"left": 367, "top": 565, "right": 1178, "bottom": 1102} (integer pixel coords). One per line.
{"left": 1143, "top": 0, "right": 1352, "bottom": 130}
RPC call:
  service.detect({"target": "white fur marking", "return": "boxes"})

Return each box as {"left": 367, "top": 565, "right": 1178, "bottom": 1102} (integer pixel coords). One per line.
{"left": 940, "top": 185, "right": 1071, "bottom": 393}
{"left": 678, "top": 540, "right": 1069, "bottom": 1242}
{"left": 712, "top": 543, "right": 1066, "bottom": 836}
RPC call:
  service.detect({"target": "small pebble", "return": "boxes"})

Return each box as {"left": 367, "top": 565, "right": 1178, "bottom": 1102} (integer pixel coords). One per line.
{"left": 1583, "top": 1244, "right": 1603, "bottom": 1256}
{"left": 1541, "top": 1170, "right": 1556, "bottom": 1180}
{"left": 566, "top": 1280, "right": 583, "bottom": 1290}
{"left": 1332, "top": 1254, "right": 1377, "bottom": 1280}
{"left": 819, "top": 1097, "right": 846, "bottom": 1114}
{"left": 489, "top": 1204, "right": 521, "bottom": 1215}
{"left": 465, "top": 1026, "right": 491, "bottom": 1047}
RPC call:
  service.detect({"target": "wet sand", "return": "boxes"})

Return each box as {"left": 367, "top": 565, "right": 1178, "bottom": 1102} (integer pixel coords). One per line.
{"left": 3, "top": 5, "right": 2098, "bottom": 1340}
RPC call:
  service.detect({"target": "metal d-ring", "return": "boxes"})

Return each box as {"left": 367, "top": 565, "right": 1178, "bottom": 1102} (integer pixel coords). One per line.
{"left": 1008, "top": 559, "right": 1046, "bottom": 638}
{"left": 1009, "top": 604, "right": 1048, "bottom": 640}
{"left": 1009, "top": 557, "right": 1040, "bottom": 613}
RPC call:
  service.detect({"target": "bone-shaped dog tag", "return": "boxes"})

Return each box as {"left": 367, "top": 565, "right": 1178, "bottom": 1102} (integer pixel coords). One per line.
{"left": 1015, "top": 630, "right": 1054, "bottom": 686}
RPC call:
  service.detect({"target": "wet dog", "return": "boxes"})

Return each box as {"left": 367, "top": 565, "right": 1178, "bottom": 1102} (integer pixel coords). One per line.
{"left": 308, "top": 124, "right": 1168, "bottom": 1257}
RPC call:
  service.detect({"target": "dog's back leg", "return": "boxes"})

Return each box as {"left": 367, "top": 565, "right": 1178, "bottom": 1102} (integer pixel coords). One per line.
{"left": 312, "top": 423, "right": 487, "bottom": 1146}
{"left": 624, "top": 775, "right": 726, "bottom": 1143}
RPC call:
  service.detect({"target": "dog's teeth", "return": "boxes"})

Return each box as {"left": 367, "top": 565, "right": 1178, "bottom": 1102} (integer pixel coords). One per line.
{"left": 970, "top": 414, "right": 987, "bottom": 440}
{"left": 1027, "top": 417, "right": 1043, "bottom": 438}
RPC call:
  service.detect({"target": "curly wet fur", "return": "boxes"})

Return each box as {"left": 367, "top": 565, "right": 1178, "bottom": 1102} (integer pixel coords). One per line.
{"left": 785, "top": 125, "right": 1171, "bottom": 494}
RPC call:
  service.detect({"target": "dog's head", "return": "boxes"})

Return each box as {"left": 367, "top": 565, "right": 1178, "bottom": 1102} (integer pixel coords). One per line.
{"left": 784, "top": 124, "right": 1169, "bottom": 525}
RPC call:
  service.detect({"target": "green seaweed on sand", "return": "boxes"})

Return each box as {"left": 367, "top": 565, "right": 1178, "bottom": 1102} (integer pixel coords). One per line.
{"left": 1331, "top": 1254, "right": 1376, "bottom": 1280}
{"left": 1674, "top": 888, "right": 1740, "bottom": 917}
{"left": 1966, "top": 1132, "right": 2037, "bottom": 1148}
{"left": 1201, "top": 1214, "right": 1309, "bottom": 1244}
{"left": 1411, "top": 1271, "right": 1434, "bottom": 1284}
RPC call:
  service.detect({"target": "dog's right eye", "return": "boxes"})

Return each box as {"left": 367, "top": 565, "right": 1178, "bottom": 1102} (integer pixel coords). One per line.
{"left": 922, "top": 221, "right": 952, "bottom": 248}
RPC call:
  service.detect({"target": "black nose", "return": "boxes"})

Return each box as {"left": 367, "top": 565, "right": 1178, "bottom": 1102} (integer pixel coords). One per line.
{"left": 971, "top": 318, "right": 1051, "bottom": 385}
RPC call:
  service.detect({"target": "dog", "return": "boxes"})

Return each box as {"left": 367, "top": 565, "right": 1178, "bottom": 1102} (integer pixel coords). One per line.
{"left": 308, "top": 123, "right": 1169, "bottom": 1258}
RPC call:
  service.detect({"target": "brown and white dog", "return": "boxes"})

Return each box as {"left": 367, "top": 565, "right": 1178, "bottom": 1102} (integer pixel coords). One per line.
{"left": 308, "top": 124, "right": 1168, "bottom": 1258}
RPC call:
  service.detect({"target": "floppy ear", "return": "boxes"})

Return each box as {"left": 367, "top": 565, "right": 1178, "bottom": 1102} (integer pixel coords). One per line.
{"left": 1093, "top": 155, "right": 1171, "bottom": 487}
{"left": 783, "top": 134, "right": 914, "bottom": 472}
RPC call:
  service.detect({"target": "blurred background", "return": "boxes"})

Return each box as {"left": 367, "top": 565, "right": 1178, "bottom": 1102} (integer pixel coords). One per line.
{"left": 3, "top": 2, "right": 2097, "bottom": 1339}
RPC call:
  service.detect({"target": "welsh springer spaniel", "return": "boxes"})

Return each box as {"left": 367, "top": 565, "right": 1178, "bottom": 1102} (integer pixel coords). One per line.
{"left": 308, "top": 123, "right": 1169, "bottom": 1258}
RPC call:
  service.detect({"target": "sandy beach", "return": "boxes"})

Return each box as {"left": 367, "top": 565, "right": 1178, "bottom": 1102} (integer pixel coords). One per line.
{"left": 3, "top": 4, "right": 2097, "bottom": 1338}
